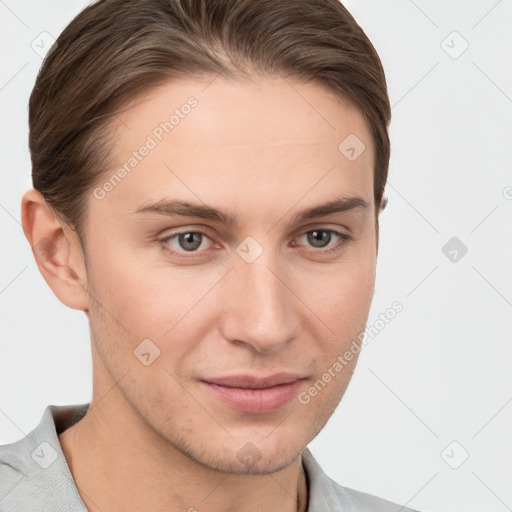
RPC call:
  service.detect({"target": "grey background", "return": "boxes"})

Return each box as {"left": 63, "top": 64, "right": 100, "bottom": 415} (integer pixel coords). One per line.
{"left": 1, "top": 1, "right": 511, "bottom": 511}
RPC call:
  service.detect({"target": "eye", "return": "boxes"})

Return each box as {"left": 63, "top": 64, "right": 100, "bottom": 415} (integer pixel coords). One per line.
{"left": 296, "top": 229, "right": 352, "bottom": 254}
{"left": 161, "top": 231, "right": 215, "bottom": 256}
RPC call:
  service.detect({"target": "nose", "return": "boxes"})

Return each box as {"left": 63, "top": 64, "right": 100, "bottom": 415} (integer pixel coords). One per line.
{"left": 218, "top": 248, "right": 299, "bottom": 354}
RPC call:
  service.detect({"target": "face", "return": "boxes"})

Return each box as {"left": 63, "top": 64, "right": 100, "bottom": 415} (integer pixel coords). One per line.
{"left": 83, "top": 74, "right": 377, "bottom": 474}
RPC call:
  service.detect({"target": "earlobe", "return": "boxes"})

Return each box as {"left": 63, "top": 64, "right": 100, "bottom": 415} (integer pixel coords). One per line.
{"left": 20, "top": 188, "right": 90, "bottom": 311}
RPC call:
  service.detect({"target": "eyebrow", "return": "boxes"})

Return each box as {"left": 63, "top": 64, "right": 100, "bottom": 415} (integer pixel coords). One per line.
{"left": 131, "top": 196, "right": 369, "bottom": 227}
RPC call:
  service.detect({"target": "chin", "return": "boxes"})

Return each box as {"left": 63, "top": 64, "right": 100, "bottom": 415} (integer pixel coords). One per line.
{"left": 174, "top": 433, "right": 305, "bottom": 476}
{"left": 202, "top": 447, "right": 301, "bottom": 476}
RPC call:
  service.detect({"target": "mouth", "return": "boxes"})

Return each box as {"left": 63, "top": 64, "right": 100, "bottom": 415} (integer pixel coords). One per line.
{"left": 200, "top": 373, "right": 306, "bottom": 414}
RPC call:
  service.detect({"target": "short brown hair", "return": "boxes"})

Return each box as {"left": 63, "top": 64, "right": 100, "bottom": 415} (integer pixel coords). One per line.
{"left": 29, "top": 0, "right": 391, "bottom": 243}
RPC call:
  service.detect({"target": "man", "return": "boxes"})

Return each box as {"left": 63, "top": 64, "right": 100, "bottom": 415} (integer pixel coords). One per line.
{"left": 0, "top": 0, "right": 419, "bottom": 510}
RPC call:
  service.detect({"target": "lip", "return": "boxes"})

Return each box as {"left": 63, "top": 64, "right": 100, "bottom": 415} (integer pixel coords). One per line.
{"left": 200, "top": 373, "right": 306, "bottom": 414}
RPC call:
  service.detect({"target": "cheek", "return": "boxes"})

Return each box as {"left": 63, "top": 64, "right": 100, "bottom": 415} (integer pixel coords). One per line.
{"left": 335, "top": 261, "right": 375, "bottom": 320}
{"left": 299, "top": 257, "right": 375, "bottom": 417}
{"left": 86, "top": 244, "right": 216, "bottom": 367}
{"left": 87, "top": 238, "right": 165, "bottom": 318}
{"left": 84, "top": 243, "right": 167, "bottom": 366}
{"left": 304, "top": 247, "right": 376, "bottom": 340}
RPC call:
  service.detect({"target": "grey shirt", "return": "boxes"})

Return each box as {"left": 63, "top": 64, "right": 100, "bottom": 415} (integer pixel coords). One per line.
{"left": 0, "top": 404, "right": 419, "bottom": 511}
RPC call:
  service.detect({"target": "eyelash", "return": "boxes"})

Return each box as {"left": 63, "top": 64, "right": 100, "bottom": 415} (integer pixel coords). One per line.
{"left": 159, "top": 228, "right": 352, "bottom": 259}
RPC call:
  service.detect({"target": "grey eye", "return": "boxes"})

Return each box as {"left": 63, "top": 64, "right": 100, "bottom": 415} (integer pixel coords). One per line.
{"left": 177, "top": 232, "right": 203, "bottom": 251}
{"left": 306, "top": 230, "right": 333, "bottom": 248}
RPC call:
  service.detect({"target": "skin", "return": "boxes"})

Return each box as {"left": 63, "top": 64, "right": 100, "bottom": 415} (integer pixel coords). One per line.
{"left": 21, "top": 74, "right": 378, "bottom": 512}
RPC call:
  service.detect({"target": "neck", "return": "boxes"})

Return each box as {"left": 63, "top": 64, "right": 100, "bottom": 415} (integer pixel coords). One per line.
{"left": 58, "top": 388, "right": 308, "bottom": 512}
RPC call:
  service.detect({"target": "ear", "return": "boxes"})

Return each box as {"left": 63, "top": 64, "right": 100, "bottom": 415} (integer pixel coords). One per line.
{"left": 375, "top": 196, "right": 387, "bottom": 256}
{"left": 21, "top": 188, "right": 89, "bottom": 311}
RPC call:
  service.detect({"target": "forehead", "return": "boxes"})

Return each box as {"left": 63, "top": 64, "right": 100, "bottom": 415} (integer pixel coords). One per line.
{"left": 96, "top": 75, "right": 374, "bottom": 220}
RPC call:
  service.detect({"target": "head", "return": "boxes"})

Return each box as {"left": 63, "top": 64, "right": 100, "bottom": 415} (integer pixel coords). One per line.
{"left": 22, "top": 0, "right": 390, "bottom": 475}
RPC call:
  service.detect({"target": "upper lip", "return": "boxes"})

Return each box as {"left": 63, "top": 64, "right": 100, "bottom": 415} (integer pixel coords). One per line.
{"left": 202, "top": 373, "right": 305, "bottom": 389}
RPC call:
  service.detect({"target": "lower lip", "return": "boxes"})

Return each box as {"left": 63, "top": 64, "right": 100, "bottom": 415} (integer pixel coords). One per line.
{"left": 201, "top": 380, "right": 305, "bottom": 414}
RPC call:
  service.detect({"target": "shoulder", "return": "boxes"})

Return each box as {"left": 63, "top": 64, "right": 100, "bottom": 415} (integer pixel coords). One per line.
{"left": 301, "top": 448, "right": 421, "bottom": 512}
{"left": 0, "top": 404, "right": 88, "bottom": 511}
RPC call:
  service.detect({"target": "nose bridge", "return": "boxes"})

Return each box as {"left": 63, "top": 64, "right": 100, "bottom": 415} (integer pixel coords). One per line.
{"left": 222, "top": 242, "right": 296, "bottom": 352}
